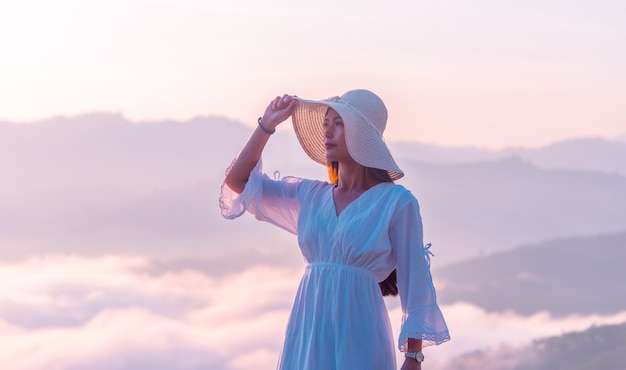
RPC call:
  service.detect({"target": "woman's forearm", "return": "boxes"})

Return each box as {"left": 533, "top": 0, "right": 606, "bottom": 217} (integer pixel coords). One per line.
{"left": 407, "top": 338, "right": 423, "bottom": 352}
{"left": 224, "top": 94, "right": 298, "bottom": 194}
{"left": 224, "top": 125, "right": 273, "bottom": 194}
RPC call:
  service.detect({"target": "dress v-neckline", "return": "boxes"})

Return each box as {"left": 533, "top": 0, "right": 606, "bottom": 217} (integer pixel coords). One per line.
{"left": 330, "top": 182, "right": 388, "bottom": 218}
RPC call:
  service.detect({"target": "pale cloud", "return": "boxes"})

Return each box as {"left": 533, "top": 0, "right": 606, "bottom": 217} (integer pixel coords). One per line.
{"left": 0, "top": 255, "right": 299, "bottom": 369}
{"left": 227, "top": 348, "right": 278, "bottom": 370}
{"left": 0, "top": 254, "right": 625, "bottom": 369}
{"left": 0, "top": 308, "right": 225, "bottom": 370}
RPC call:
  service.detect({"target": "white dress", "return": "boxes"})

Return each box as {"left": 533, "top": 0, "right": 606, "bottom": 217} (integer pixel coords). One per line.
{"left": 220, "top": 160, "right": 450, "bottom": 370}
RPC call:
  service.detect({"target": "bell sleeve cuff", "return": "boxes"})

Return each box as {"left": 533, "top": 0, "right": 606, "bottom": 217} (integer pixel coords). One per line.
{"left": 391, "top": 192, "right": 451, "bottom": 350}
{"left": 219, "top": 158, "right": 264, "bottom": 220}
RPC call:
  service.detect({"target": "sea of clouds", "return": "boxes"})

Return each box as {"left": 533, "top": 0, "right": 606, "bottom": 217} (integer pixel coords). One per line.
{"left": 2, "top": 254, "right": 625, "bottom": 369}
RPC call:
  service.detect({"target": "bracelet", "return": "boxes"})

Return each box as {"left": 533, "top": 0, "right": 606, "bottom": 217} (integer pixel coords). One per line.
{"left": 257, "top": 117, "right": 275, "bottom": 135}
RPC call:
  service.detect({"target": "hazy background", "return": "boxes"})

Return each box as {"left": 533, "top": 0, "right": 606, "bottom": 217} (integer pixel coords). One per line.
{"left": 1, "top": 1, "right": 625, "bottom": 369}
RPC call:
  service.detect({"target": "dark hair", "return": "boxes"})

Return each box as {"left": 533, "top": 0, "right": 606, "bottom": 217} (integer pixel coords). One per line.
{"left": 379, "top": 270, "right": 398, "bottom": 296}
{"left": 327, "top": 161, "right": 397, "bottom": 296}
{"left": 366, "top": 167, "right": 393, "bottom": 184}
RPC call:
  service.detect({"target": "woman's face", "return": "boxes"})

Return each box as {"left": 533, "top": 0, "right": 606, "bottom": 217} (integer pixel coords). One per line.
{"left": 323, "top": 108, "right": 350, "bottom": 162}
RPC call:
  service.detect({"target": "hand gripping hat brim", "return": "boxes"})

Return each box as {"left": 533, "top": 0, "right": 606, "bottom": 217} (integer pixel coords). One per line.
{"left": 291, "top": 89, "right": 404, "bottom": 181}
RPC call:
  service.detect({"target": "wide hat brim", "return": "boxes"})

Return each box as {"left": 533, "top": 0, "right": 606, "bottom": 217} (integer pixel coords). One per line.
{"left": 291, "top": 91, "right": 404, "bottom": 181}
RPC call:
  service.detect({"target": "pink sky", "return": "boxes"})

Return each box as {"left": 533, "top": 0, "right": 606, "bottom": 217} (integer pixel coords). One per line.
{"left": 1, "top": 0, "right": 624, "bottom": 149}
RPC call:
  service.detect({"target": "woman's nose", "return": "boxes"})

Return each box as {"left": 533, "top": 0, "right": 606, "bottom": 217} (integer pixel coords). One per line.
{"left": 324, "top": 124, "right": 333, "bottom": 137}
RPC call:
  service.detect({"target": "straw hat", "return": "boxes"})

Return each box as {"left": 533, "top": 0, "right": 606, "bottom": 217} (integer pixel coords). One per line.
{"left": 291, "top": 89, "right": 404, "bottom": 180}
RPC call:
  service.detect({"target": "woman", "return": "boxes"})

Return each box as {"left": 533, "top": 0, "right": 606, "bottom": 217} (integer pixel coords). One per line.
{"left": 220, "top": 90, "right": 450, "bottom": 369}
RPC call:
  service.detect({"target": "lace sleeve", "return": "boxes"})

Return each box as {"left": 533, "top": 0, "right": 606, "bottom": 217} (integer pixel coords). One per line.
{"left": 219, "top": 158, "right": 302, "bottom": 235}
{"left": 219, "top": 158, "right": 263, "bottom": 220}
{"left": 390, "top": 192, "right": 451, "bottom": 350}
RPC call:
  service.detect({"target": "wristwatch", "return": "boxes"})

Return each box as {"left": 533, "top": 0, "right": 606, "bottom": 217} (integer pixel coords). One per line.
{"left": 404, "top": 351, "right": 425, "bottom": 362}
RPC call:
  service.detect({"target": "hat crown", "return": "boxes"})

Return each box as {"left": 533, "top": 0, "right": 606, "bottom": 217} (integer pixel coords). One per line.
{"left": 291, "top": 89, "right": 404, "bottom": 180}
{"left": 338, "top": 89, "right": 388, "bottom": 136}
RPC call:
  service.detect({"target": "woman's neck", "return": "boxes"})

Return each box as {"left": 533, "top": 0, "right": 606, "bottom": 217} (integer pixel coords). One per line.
{"left": 336, "top": 161, "right": 379, "bottom": 191}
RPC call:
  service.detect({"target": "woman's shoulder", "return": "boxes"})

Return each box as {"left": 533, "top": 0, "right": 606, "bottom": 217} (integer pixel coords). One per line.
{"left": 386, "top": 183, "right": 420, "bottom": 207}
{"left": 280, "top": 176, "right": 331, "bottom": 195}
{"left": 384, "top": 182, "right": 413, "bottom": 197}
{"left": 281, "top": 176, "right": 329, "bottom": 187}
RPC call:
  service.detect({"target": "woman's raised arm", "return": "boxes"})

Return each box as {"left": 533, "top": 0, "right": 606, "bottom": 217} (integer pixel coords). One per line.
{"left": 225, "top": 94, "right": 298, "bottom": 194}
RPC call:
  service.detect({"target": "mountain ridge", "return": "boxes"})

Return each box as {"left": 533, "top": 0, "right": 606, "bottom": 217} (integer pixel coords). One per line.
{"left": 1, "top": 113, "right": 625, "bottom": 267}
{"left": 436, "top": 231, "right": 626, "bottom": 316}
{"left": 445, "top": 321, "right": 626, "bottom": 370}
{"left": 2, "top": 112, "right": 625, "bottom": 172}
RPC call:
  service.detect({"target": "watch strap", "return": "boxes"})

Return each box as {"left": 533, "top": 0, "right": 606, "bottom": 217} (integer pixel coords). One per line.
{"left": 404, "top": 351, "right": 425, "bottom": 362}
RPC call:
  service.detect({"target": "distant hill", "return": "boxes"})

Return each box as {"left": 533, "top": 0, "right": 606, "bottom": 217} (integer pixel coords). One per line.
{"left": 445, "top": 321, "right": 626, "bottom": 370}
{"left": 390, "top": 141, "right": 497, "bottom": 164}
{"left": 0, "top": 113, "right": 252, "bottom": 205}
{"left": 0, "top": 113, "right": 312, "bottom": 265}
{"left": 436, "top": 232, "right": 626, "bottom": 316}
{"left": 502, "top": 137, "right": 626, "bottom": 176}
{"left": 391, "top": 137, "right": 626, "bottom": 176}
{"left": 1, "top": 113, "right": 625, "bottom": 267}
{"left": 15, "top": 157, "right": 624, "bottom": 270}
